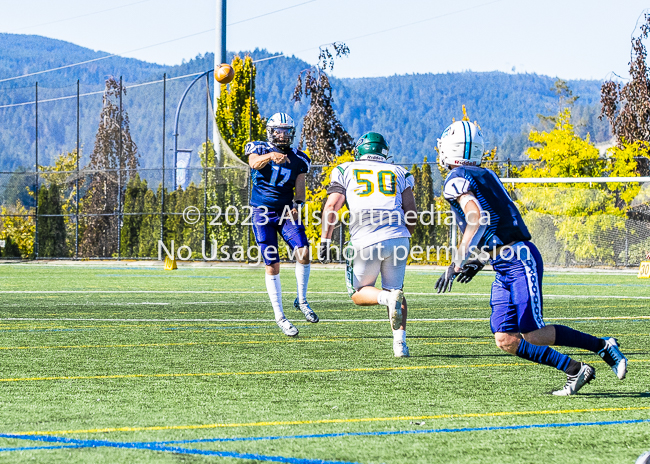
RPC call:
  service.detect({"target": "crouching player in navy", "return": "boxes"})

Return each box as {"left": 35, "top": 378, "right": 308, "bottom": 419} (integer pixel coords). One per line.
{"left": 246, "top": 113, "right": 318, "bottom": 337}
{"left": 435, "top": 120, "right": 628, "bottom": 395}
{"left": 319, "top": 132, "right": 417, "bottom": 357}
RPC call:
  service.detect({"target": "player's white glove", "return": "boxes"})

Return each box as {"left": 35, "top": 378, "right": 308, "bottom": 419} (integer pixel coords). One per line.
{"left": 318, "top": 239, "right": 332, "bottom": 264}
{"left": 435, "top": 263, "right": 460, "bottom": 293}
{"left": 457, "top": 259, "right": 485, "bottom": 284}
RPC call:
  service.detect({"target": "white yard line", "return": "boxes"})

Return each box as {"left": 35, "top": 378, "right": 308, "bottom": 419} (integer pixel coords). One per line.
{"left": 0, "top": 290, "right": 649, "bottom": 300}
{"left": 0, "top": 316, "right": 648, "bottom": 323}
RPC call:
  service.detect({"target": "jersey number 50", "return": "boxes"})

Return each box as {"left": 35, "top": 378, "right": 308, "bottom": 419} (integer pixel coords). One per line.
{"left": 353, "top": 169, "right": 396, "bottom": 197}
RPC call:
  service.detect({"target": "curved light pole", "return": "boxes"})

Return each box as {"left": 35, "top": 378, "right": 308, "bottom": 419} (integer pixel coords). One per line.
{"left": 173, "top": 69, "right": 213, "bottom": 189}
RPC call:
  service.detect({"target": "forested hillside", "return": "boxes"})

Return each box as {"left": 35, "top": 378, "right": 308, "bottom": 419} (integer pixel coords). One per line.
{"left": 0, "top": 33, "right": 610, "bottom": 172}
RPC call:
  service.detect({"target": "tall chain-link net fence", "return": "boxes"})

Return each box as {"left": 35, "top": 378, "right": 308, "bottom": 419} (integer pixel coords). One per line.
{"left": 508, "top": 180, "right": 650, "bottom": 267}
{"left": 3, "top": 165, "right": 649, "bottom": 267}
{"left": 1, "top": 77, "right": 648, "bottom": 266}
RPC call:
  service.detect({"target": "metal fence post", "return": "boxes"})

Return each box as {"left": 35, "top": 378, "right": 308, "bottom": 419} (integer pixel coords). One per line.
{"left": 247, "top": 65, "right": 253, "bottom": 262}
{"left": 204, "top": 73, "right": 209, "bottom": 256}
{"left": 625, "top": 223, "right": 629, "bottom": 266}
{"left": 34, "top": 82, "right": 39, "bottom": 260}
{"left": 75, "top": 80, "right": 80, "bottom": 259}
{"left": 117, "top": 76, "right": 123, "bottom": 260}
{"left": 161, "top": 73, "right": 166, "bottom": 246}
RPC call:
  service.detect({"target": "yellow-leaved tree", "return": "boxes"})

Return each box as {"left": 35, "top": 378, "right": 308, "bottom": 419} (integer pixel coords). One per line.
{"left": 515, "top": 108, "right": 650, "bottom": 265}
{"left": 215, "top": 55, "right": 266, "bottom": 161}
{"left": 302, "top": 151, "right": 354, "bottom": 260}
{"left": 0, "top": 203, "right": 34, "bottom": 258}
{"left": 40, "top": 150, "right": 79, "bottom": 255}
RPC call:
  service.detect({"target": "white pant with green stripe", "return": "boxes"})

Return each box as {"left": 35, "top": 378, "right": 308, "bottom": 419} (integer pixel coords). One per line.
{"left": 346, "top": 237, "right": 410, "bottom": 296}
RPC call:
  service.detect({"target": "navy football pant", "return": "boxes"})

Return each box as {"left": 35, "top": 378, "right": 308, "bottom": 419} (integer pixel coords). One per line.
{"left": 489, "top": 241, "right": 545, "bottom": 334}
{"left": 252, "top": 207, "right": 309, "bottom": 266}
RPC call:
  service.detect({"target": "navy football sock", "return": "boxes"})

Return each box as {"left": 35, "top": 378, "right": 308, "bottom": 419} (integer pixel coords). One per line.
{"left": 554, "top": 325, "right": 605, "bottom": 353}
{"left": 516, "top": 339, "right": 572, "bottom": 372}
{"left": 565, "top": 359, "right": 582, "bottom": 376}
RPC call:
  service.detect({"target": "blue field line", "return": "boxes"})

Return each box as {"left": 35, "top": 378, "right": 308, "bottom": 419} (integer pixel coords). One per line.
{"left": 0, "top": 444, "right": 83, "bottom": 452}
{"left": 149, "top": 418, "right": 650, "bottom": 446}
{"left": 544, "top": 283, "right": 649, "bottom": 287}
{"left": 0, "top": 433, "right": 360, "bottom": 463}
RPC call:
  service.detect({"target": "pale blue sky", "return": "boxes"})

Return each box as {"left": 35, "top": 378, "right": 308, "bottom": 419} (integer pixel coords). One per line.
{"left": 0, "top": 0, "right": 647, "bottom": 80}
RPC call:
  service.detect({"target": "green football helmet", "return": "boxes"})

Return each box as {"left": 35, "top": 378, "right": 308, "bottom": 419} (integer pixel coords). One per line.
{"left": 354, "top": 132, "right": 390, "bottom": 161}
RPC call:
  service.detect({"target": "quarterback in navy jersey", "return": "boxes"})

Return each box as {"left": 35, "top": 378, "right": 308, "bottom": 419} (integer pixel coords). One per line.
{"left": 435, "top": 120, "right": 628, "bottom": 396}
{"left": 246, "top": 113, "right": 318, "bottom": 337}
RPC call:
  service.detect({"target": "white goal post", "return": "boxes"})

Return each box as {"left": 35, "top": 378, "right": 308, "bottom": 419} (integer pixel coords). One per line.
{"left": 500, "top": 176, "right": 650, "bottom": 184}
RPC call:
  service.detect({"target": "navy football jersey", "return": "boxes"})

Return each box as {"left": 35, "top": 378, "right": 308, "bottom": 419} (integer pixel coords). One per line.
{"left": 443, "top": 166, "right": 531, "bottom": 250}
{"left": 245, "top": 141, "right": 310, "bottom": 211}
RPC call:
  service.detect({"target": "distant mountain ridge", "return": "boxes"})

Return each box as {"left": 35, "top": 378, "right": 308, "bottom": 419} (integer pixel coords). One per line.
{"left": 0, "top": 33, "right": 610, "bottom": 172}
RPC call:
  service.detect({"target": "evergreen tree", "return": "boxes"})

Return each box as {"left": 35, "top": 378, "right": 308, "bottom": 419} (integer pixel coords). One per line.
{"left": 120, "top": 174, "right": 147, "bottom": 257}
{"left": 537, "top": 79, "right": 579, "bottom": 132}
{"left": 198, "top": 140, "right": 248, "bottom": 255}
{"left": 410, "top": 163, "right": 424, "bottom": 248}
{"left": 0, "top": 236, "right": 21, "bottom": 258}
{"left": 39, "top": 150, "right": 81, "bottom": 255}
{"left": 1, "top": 169, "right": 36, "bottom": 208}
{"left": 81, "top": 77, "right": 138, "bottom": 257}
{"left": 137, "top": 188, "right": 159, "bottom": 258}
{"left": 36, "top": 186, "right": 49, "bottom": 257}
{"left": 420, "top": 159, "right": 435, "bottom": 243}
{"left": 163, "top": 187, "right": 183, "bottom": 248}
{"left": 410, "top": 158, "right": 435, "bottom": 252}
{"left": 180, "top": 182, "right": 203, "bottom": 257}
{"left": 292, "top": 43, "right": 353, "bottom": 166}
{"left": 37, "top": 183, "right": 67, "bottom": 257}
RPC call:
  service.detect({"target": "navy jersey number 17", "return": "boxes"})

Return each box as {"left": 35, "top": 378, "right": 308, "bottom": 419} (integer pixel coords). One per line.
{"left": 270, "top": 165, "right": 292, "bottom": 187}
{"left": 245, "top": 141, "right": 311, "bottom": 212}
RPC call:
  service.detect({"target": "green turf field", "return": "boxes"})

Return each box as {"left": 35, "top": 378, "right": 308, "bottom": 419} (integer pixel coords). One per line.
{"left": 0, "top": 263, "right": 647, "bottom": 463}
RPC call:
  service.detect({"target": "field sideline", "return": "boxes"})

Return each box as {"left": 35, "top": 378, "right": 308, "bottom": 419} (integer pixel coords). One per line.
{"left": 0, "top": 262, "right": 648, "bottom": 463}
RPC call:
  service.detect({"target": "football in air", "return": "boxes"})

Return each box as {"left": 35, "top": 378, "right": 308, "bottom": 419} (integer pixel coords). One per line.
{"left": 215, "top": 64, "right": 235, "bottom": 84}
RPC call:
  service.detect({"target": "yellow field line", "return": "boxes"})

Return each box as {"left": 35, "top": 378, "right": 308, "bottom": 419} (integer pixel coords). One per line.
{"left": 2, "top": 360, "right": 647, "bottom": 383}
{"left": 1, "top": 316, "right": 648, "bottom": 327}
{"left": 0, "top": 363, "right": 527, "bottom": 382}
{"left": 0, "top": 339, "right": 501, "bottom": 351}
{"left": 0, "top": 339, "right": 645, "bottom": 351}
{"left": 0, "top": 339, "right": 356, "bottom": 350}
{"left": 18, "top": 406, "right": 650, "bottom": 436}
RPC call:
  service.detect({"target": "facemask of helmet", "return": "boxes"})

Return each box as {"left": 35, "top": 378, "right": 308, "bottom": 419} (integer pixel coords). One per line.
{"left": 266, "top": 113, "right": 296, "bottom": 148}
{"left": 267, "top": 126, "right": 295, "bottom": 148}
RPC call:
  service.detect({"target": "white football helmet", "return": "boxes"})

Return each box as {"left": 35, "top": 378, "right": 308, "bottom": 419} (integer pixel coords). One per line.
{"left": 266, "top": 113, "right": 295, "bottom": 148}
{"left": 437, "top": 121, "right": 485, "bottom": 169}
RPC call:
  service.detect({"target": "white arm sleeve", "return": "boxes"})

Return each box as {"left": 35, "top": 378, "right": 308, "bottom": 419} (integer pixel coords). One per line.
{"left": 456, "top": 192, "right": 487, "bottom": 267}
{"left": 330, "top": 165, "right": 346, "bottom": 186}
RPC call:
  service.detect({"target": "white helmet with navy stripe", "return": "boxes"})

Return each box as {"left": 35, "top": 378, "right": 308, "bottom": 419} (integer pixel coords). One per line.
{"left": 437, "top": 121, "right": 485, "bottom": 169}
{"left": 267, "top": 112, "right": 295, "bottom": 148}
